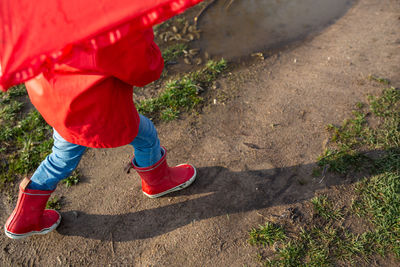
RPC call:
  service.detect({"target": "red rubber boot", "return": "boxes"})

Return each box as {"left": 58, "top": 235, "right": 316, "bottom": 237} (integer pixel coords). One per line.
{"left": 4, "top": 178, "right": 61, "bottom": 239}
{"left": 132, "top": 147, "right": 196, "bottom": 198}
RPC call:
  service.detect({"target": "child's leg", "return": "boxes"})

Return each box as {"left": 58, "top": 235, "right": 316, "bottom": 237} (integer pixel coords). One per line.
{"left": 130, "top": 114, "right": 162, "bottom": 167}
{"left": 130, "top": 114, "right": 196, "bottom": 198}
{"left": 28, "top": 130, "right": 86, "bottom": 191}
{"left": 5, "top": 130, "right": 85, "bottom": 239}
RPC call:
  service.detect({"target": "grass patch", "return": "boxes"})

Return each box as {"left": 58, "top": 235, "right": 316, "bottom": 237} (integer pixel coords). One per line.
{"left": 317, "top": 148, "right": 368, "bottom": 174}
{"left": 249, "top": 222, "right": 287, "bottom": 247}
{"left": 0, "top": 85, "right": 53, "bottom": 190}
{"left": 368, "top": 74, "right": 391, "bottom": 85}
{"left": 317, "top": 86, "right": 399, "bottom": 174}
{"left": 250, "top": 196, "right": 385, "bottom": 266}
{"left": 137, "top": 77, "right": 202, "bottom": 121}
{"left": 46, "top": 196, "right": 61, "bottom": 210}
{"left": 352, "top": 169, "right": 400, "bottom": 258}
{"left": 162, "top": 43, "right": 188, "bottom": 63}
{"left": 61, "top": 170, "right": 80, "bottom": 188}
{"left": 250, "top": 83, "right": 400, "bottom": 266}
{"left": 311, "top": 196, "right": 343, "bottom": 221}
{"left": 137, "top": 59, "right": 227, "bottom": 121}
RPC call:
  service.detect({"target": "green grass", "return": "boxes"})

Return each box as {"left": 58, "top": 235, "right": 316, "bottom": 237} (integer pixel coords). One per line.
{"left": 311, "top": 196, "right": 343, "bottom": 221}
{"left": 317, "top": 86, "right": 399, "bottom": 174}
{"left": 0, "top": 85, "right": 53, "bottom": 190}
{"left": 249, "top": 82, "right": 400, "bottom": 266}
{"left": 317, "top": 148, "right": 368, "bottom": 174}
{"left": 162, "top": 43, "right": 188, "bottom": 63}
{"left": 368, "top": 74, "right": 391, "bottom": 85}
{"left": 249, "top": 222, "right": 287, "bottom": 247}
{"left": 250, "top": 196, "right": 386, "bottom": 266}
{"left": 138, "top": 77, "right": 202, "bottom": 121}
{"left": 46, "top": 196, "right": 61, "bottom": 210}
{"left": 352, "top": 169, "right": 400, "bottom": 258}
{"left": 61, "top": 170, "right": 80, "bottom": 188}
{"left": 137, "top": 59, "right": 227, "bottom": 121}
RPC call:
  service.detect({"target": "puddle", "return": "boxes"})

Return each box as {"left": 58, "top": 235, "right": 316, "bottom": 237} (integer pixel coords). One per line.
{"left": 196, "top": 0, "right": 354, "bottom": 59}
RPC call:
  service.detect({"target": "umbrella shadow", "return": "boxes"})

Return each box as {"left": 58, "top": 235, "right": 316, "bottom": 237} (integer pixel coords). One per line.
{"left": 57, "top": 151, "right": 380, "bottom": 242}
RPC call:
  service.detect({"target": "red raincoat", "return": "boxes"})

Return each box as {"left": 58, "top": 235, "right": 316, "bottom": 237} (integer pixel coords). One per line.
{"left": 0, "top": 0, "right": 202, "bottom": 147}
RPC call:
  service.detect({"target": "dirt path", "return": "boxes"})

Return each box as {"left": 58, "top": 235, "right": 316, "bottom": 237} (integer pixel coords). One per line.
{"left": 1, "top": 0, "right": 399, "bottom": 266}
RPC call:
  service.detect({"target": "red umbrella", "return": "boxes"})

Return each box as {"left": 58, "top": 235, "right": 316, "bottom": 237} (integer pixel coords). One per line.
{"left": 0, "top": 0, "right": 202, "bottom": 91}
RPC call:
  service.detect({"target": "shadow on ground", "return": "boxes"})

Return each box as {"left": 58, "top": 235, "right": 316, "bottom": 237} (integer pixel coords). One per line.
{"left": 58, "top": 156, "right": 375, "bottom": 242}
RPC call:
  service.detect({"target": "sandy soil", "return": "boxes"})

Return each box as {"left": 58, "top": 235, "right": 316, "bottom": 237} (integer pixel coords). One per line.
{"left": 1, "top": 0, "right": 399, "bottom": 266}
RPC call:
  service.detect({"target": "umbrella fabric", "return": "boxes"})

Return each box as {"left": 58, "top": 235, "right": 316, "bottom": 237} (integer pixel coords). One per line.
{"left": 0, "top": 0, "right": 202, "bottom": 91}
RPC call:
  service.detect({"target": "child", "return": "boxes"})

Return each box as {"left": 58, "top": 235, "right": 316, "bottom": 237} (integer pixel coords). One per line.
{"left": 3, "top": 27, "right": 196, "bottom": 239}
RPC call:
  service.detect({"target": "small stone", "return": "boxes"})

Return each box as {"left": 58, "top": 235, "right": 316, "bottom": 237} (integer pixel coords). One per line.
{"left": 195, "top": 57, "right": 202, "bottom": 65}
{"left": 72, "top": 211, "right": 79, "bottom": 218}
{"left": 187, "top": 33, "right": 195, "bottom": 41}
{"left": 189, "top": 48, "right": 200, "bottom": 55}
{"left": 251, "top": 52, "right": 264, "bottom": 60}
{"left": 212, "top": 81, "right": 220, "bottom": 90}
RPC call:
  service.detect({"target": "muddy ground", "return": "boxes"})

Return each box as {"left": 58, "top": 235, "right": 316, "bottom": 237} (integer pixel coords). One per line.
{"left": 1, "top": 0, "right": 399, "bottom": 266}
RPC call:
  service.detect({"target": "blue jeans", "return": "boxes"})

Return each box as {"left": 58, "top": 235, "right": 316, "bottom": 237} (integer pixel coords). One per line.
{"left": 28, "top": 115, "right": 161, "bottom": 191}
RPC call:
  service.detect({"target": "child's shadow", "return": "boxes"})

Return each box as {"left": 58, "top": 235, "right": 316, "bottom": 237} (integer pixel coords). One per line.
{"left": 57, "top": 160, "right": 365, "bottom": 242}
